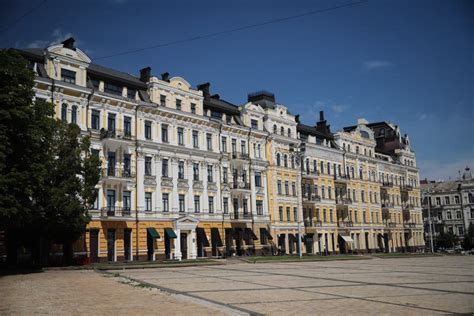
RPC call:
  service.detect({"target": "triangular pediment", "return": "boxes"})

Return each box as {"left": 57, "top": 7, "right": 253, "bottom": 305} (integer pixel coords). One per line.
{"left": 175, "top": 215, "right": 199, "bottom": 223}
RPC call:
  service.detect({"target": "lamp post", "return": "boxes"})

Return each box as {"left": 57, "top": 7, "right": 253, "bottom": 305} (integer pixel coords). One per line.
{"left": 290, "top": 143, "right": 304, "bottom": 259}
{"left": 424, "top": 190, "right": 434, "bottom": 253}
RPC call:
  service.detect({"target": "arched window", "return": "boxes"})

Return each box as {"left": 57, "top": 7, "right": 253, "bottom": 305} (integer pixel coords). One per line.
{"left": 287, "top": 128, "right": 291, "bottom": 138}
{"left": 273, "top": 124, "right": 277, "bottom": 134}
{"left": 283, "top": 155, "right": 288, "bottom": 167}
{"left": 61, "top": 103, "right": 68, "bottom": 122}
{"left": 291, "top": 156, "right": 295, "bottom": 168}
{"left": 343, "top": 143, "right": 346, "bottom": 151}
{"left": 351, "top": 167, "right": 355, "bottom": 179}
{"left": 280, "top": 126, "right": 284, "bottom": 135}
{"left": 347, "top": 145, "right": 351, "bottom": 152}
{"left": 71, "top": 105, "right": 77, "bottom": 124}
{"left": 276, "top": 153, "right": 281, "bottom": 166}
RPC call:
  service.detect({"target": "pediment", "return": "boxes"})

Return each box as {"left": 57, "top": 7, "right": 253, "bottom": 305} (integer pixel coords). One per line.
{"left": 175, "top": 215, "right": 199, "bottom": 223}
{"left": 47, "top": 44, "right": 91, "bottom": 63}
{"left": 170, "top": 77, "right": 191, "bottom": 91}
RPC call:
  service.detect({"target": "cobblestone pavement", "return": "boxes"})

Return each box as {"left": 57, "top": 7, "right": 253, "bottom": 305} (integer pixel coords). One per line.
{"left": 118, "top": 256, "right": 474, "bottom": 315}
{"left": 0, "top": 269, "right": 227, "bottom": 315}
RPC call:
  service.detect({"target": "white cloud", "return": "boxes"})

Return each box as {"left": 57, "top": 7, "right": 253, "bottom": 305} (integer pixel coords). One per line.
{"left": 419, "top": 158, "right": 474, "bottom": 181}
{"left": 419, "top": 113, "right": 427, "bottom": 121}
{"left": 364, "top": 60, "right": 393, "bottom": 70}
{"left": 26, "top": 28, "right": 81, "bottom": 49}
{"left": 331, "top": 104, "right": 348, "bottom": 113}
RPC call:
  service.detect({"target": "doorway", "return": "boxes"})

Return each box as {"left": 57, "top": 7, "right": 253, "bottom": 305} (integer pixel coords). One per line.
{"left": 107, "top": 229, "right": 115, "bottom": 262}
{"left": 180, "top": 233, "right": 188, "bottom": 259}
{"left": 89, "top": 230, "right": 99, "bottom": 263}
{"left": 124, "top": 229, "right": 132, "bottom": 261}
{"left": 147, "top": 233, "right": 154, "bottom": 261}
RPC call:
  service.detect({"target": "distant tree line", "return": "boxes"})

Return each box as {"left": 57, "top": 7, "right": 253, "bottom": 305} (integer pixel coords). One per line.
{"left": 0, "top": 50, "right": 100, "bottom": 267}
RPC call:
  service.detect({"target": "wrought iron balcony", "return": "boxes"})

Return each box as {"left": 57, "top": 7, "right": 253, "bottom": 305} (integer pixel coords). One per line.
{"left": 102, "top": 168, "right": 135, "bottom": 179}
{"left": 100, "top": 207, "right": 133, "bottom": 217}
{"left": 100, "top": 128, "right": 133, "bottom": 141}
{"left": 400, "top": 184, "right": 414, "bottom": 191}
{"left": 231, "top": 181, "right": 251, "bottom": 190}
{"left": 231, "top": 152, "right": 250, "bottom": 160}
{"left": 336, "top": 198, "right": 352, "bottom": 205}
{"left": 381, "top": 181, "right": 394, "bottom": 188}
{"left": 334, "top": 174, "right": 350, "bottom": 183}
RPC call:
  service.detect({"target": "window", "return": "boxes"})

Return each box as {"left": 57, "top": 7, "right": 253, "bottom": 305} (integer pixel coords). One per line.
{"left": 276, "top": 153, "right": 281, "bottom": 166}
{"left": 145, "top": 156, "right": 152, "bottom": 176}
{"left": 285, "top": 181, "right": 289, "bottom": 195}
{"left": 221, "top": 136, "right": 227, "bottom": 152}
{"left": 179, "top": 194, "right": 185, "bottom": 212}
{"left": 222, "top": 167, "right": 228, "bottom": 183}
{"left": 294, "top": 207, "right": 297, "bottom": 222}
{"left": 71, "top": 106, "right": 77, "bottom": 124}
{"left": 231, "top": 139, "right": 237, "bottom": 154}
{"left": 445, "top": 196, "right": 450, "bottom": 205}
{"left": 241, "top": 141, "right": 246, "bottom": 154}
{"left": 108, "top": 113, "right": 116, "bottom": 132}
{"left": 251, "top": 119, "right": 258, "bottom": 129}
{"left": 176, "top": 127, "right": 184, "bottom": 145}
{"left": 123, "top": 154, "right": 131, "bottom": 176}
{"left": 361, "top": 190, "right": 365, "bottom": 203}
{"left": 192, "top": 130, "right": 199, "bottom": 148}
{"left": 191, "top": 103, "right": 196, "bottom": 114}
{"left": 255, "top": 172, "right": 262, "bottom": 187}
{"left": 458, "top": 226, "right": 464, "bottom": 236}
{"left": 436, "top": 197, "right": 441, "bottom": 206}
{"left": 107, "top": 152, "right": 116, "bottom": 176}
{"left": 328, "top": 187, "right": 332, "bottom": 199}
{"left": 162, "top": 159, "right": 169, "bottom": 177}
{"left": 162, "top": 193, "right": 169, "bottom": 212}
{"left": 106, "top": 189, "right": 116, "bottom": 210}
{"left": 104, "top": 82, "right": 122, "bottom": 95}
{"left": 327, "top": 162, "right": 331, "bottom": 175}
{"left": 321, "top": 186, "right": 325, "bottom": 199}
{"left": 194, "top": 195, "right": 200, "bottom": 213}
{"left": 61, "top": 69, "right": 76, "bottom": 84}
{"left": 193, "top": 163, "right": 199, "bottom": 181}
{"left": 288, "top": 128, "right": 291, "bottom": 138}
{"left": 145, "top": 120, "right": 152, "bottom": 139}
{"left": 176, "top": 99, "right": 182, "bottom": 110}
{"left": 206, "top": 133, "right": 212, "bottom": 150}
{"left": 320, "top": 161, "right": 324, "bottom": 174}
{"left": 455, "top": 195, "right": 460, "bottom": 204}
{"left": 127, "top": 88, "right": 136, "bottom": 99}
{"left": 160, "top": 95, "right": 166, "bottom": 106}
{"left": 208, "top": 196, "right": 214, "bottom": 213}
{"left": 145, "top": 192, "right": 152, "bottom": 212}
{"left": 456, "top": 211, "right": 462, "bottom": 219}
{"left": 281, "top": 126, "right": 285, "bottom": 135}
{"left": 292, "top": 182, "right": 296, "bottom": 196}
{"left": 92, "top": 110, "right": 100, "bottom": 129}
{"left": 256, "top": 200, "right": 263, "bottom": 215}
{"left": 279, "top": 207, "right": 283, "bottom": 221}
{"left": 61, "top": 104, "right": 67, "bottom": 121}
{"left": 92, "top": 189, "right": 99, "bottom": 209}
{"left": 277, "top": 180, "right": 282, "bottom": 195}
{"left": 178, "top": 161, "right": 185, "bottom": 179}
{"left": 124, "top": 116, "right": 132, "bottom": 137}
{"left": 286, "top": 207, "right": 291, "bottom": 222}
{"left": 223, "top": 197, "right": 229, "bottom": 214}
{"left": 284, "top": 155, "right": 288, "bottom": 167}
{"left": 447, "top": 211, "right": 452, "bottom": 220}
{"left": 161, "top": 124, "right": 168, "bottom": 143}
{"left": 258, "top": 144, "right": 261, "bottom": 158}
{"left": 207, "top": 165, "right": 213, "bottom": 182}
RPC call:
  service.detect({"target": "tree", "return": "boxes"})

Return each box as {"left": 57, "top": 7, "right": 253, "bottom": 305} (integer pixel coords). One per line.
{"left": 0, "top": 50, "right": 100, "bottom": 266}
{"left": 462, "top": 224, "right": 474, "bottom": 251}
{"left": 436, "top": 230, "right": 458, "bottom": 249}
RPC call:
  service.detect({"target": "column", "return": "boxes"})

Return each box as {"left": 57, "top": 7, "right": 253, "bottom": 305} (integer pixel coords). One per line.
{"left": 136, "top": 152, "right": 145, "bottom": 212}
{"left": 174, "top": 228, "right": 182, "bottom": 261}
{"left": 215, "top": 162, "right": 221, "bottom": 213}
{"left": 155, "top": 156, "right": 162, "bottom": 212}
{"left": 250, "top": 169, "right": 257, "bottom": 218}
{"left": 187, "top": 160, "right": 193, "bottom": 212}
{"left": 190, "top": 229, "right": 197, "bottom": 259}
{"left": 202, "top": 161, "right": 208, "bottom": 212}
{"left": 171, "top": 158, "right": 179, "bottom": 212}
{"left": 262, "top": 172, "right": 269, "bottom": 217}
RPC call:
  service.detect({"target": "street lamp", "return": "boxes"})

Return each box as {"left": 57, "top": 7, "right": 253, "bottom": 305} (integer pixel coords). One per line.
{"left": 423, "top": 190, "right": 434, "bottom": 253}
{"left": 290, "top": 143, "right": 305, "bottom": 259}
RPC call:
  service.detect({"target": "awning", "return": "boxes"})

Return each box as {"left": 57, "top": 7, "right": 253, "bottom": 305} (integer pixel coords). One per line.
{"left": 196, "top": 228, "right": 210, "bottom": 247}
{"left": 164, "top": 227, "right": 177, "bottom": 239}
{"left": 147, "top": 227, "right": 160, "bottom": 239}
{"left": 211, "top": 228, "right": 223, "bottom": 247}
{"left": 261, "top": 228, "right": 273, "bottom": 240}
{"left": 339, "top": 234, "right": 353, "bottom": 243}
{"left": 245, "top": 228, "right": 258, "bottom": 240}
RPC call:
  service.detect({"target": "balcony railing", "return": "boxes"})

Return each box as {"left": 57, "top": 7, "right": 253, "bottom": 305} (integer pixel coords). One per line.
{"left": 100, "top": 207, "right": 133, "bottom": 217}
{"left": 231, "top": 152, "right": 250, "bottom": 160}
{"left": 229, "top": 212, "right": 252, "bottom": 220}
{"left": 102, "top": 168, "right": 135, "bottom": 179}
{"left": 400, "top": 184, "right": 414, "bottom": 191}
{"left": 381, "top": 181, "right": 394, "bottom": 188}
{"left": 338, "top": 221, "right": 354, "bottom": 228}
{"left": 100, "top": 128, "right": 133, "bottom": 141}
{"left": 382, "top": 202, "right": 394, "bottom": 208}
{"left": 231, "top": 182, "right": 251, "bottom": 190}
{"left": 334, "top": 174, "right": 350, "bottom": 182}
{"left": 336, "top": 198, "right": 352, "bottom": 205}
{"left": 304, "top": 219, "right": 323, "bottom": 227}
{"left": 385, "top": 222, "right": 397, "bottom": 228}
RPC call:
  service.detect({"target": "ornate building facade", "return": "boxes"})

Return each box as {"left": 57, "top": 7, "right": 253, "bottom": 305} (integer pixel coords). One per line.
{"left": 14, "top": 38, "right": 424, "bottom": 262}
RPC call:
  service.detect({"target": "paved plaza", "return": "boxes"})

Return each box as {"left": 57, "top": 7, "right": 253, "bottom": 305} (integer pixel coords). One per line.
{"left": 118, "top": 256, "right": 474, "bottom": 315}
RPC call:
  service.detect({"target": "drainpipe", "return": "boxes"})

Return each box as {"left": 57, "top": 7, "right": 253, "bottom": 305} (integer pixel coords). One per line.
{"left": 247, "top": 128, "right": 255, "bottom": 253}
{"left": 134, "top": 103, "right": 140, "bottom": 261}
{"left": 218, "top": 122, "right": 225, "bottom": 257}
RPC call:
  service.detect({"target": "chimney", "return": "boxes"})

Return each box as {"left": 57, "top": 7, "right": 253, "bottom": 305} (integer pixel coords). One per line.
{"left": 211, "top": 94, "right": 220, "bottom": 100}
{"left": 161, "top": 72, "right": 170, "bottom": 82}
{"left": 62, "top": 37, "right": 75, "bottom": 50}
{"left": 197, "top": 82, "right": 210, "bottom": 99}
{"left": 295, "top": 114, "right": 300, "bottom": 123}
{"left": 319, "top": 111, "right": 325, "bottom": 122}
{"left": 140, "top": 67, "right": 151, "bottom": 83}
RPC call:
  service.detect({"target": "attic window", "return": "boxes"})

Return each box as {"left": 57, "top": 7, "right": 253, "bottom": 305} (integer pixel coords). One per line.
{"left": 127, "top": 88, "right": 136, "bottom": 99}
{"left": 104, "top": 82, "right": 123, "bottom": 96}
{"left": 61, "top": 69, "right": 76, "bottom": 84}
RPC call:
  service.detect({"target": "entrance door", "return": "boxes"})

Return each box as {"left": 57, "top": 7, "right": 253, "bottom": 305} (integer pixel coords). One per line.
{"left": 180, "top": 233, "right": 188, "bottom": 259}
{"left": 365, "top": 232, "right": 370, "bottom": 253}
{"left": 305, "top": 237, "right": 313, "bottom": 255}
{"left": 107, "top": 229, "right": 115, "bottom": 262}
{"left": 90, "top": 230, "right": 99, "bottom": 263}
{"left": 124, "top": 229, "right": 132, "bottom": 261}
{"left": 147, "top": 233, "right": 154, "bottom": 261}
{"left": 383, "top": 233, "right": 390, "bottom": 253}
{"left": 338, "top": 235, "right": 346, "bottom": 254}
{"left": 165, "top": 234, "right": 171, "bottom": 259}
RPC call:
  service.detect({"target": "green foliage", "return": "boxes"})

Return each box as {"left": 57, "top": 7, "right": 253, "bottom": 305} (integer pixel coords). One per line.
{"left": 0, "top": 50, "right": 100, "bottom": 264}
{"left": 436, "top": 230, "right": 458, "bottom": 249}
{"left": 462, "top": 224, "right": 474, "bottom": 250}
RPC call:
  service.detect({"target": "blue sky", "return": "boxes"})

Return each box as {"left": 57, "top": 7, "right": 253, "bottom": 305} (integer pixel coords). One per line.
{"left": 2, "top": 0, "right": 473, "bottom": 180}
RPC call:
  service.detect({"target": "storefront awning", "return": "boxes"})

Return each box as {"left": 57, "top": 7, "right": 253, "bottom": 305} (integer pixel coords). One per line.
{"left": 196, "top": 227, "right": 210, "bottom": 247}
{"left": 147, "top": 227, "right": 160, "bottom": 239}
{"left": 164, "top": 227, "right": 177, "bottom": 239}
{"left": 261, "top": 228, "right": 273, "bottom": 240}
{"left": 211, "top": 228, "right": 223, "bottom": 247}
{"left": 245, "top": 228, "right": 258, "bottom": 240}
{"left": 339, "top": 235, "right": 353, "bottom": 243}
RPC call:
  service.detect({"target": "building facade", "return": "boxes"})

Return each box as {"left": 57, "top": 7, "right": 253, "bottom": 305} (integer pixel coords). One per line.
{"left": 14, "top": 38, "right": 424, "bottom": 262}
{"left": 421, "top": 167, "right": 474, "bottom": 248}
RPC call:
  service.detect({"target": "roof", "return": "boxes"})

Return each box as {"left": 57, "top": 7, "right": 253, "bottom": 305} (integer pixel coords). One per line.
{"left": 297, "top": 123, "right": 333, "bottom": 140}
{"left": 203, "top": 97, "right": 240, "bottom": 115}
{"left": 421, "top": 181, "right": 462, "bottom": 193}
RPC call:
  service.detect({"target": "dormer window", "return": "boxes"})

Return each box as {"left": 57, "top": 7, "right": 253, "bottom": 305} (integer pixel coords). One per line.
{"left": 251, "top": 119, "right": 258, "bottom": 129}
{"left": 287, "top": 128, "right": 291, "bottom": 138}
{"left": 127, "top": 88, "right": 136, "bottom": 99}
{"left": 160, "top": 95, "right": 166, "bottom": 106}
{"left": 176, "top": 99, "right": 182, "bottom": 111}
{"left": 104, "top": 82, "right": 122, "bottom": 96}
{"left": 280, "top": 126, "right": 284, "bottom": 135}
{"left": 61, "top": 69, "right": 76, "bottom": 84}
{"left": 273, "top": 124, "right": 277, "bottom": 134}
{"left": 191, "top": 103, "right": 196, "bottom": 114}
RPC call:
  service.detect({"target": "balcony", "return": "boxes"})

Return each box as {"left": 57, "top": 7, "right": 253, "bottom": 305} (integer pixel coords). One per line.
{"left": 333, "top": 174, "right": 350, "bottom": 183}
{"left": 100, "top": 128, "right": 133, "bottom": 142}
{"left": 102, "top": 168, "right": 135, "bottom": 181}
{"left": 304, "top": 195, "right": 321, "bottom": 203}
{"left": 382, "top": 202, "right": 394, "bottom": 209}
{"left": 400, "top": 184, "right": 413, "bottom": 192}
{"left": 385, "top": 222, "right": 397, "bottom": 228}
{"left": 231, "top": 181, "right": 251, "bottom": 191}
{"left": 405, "top": 222, "right": 417, "bottom": 228}
{"left": 304, "top": 219, "right": 323, "bottom": 227}
{"left": 381, "top": 182, "right": 394, "bottom": 188}
{"left": 229, "top": 212, "right": 252, "bottom": 220}
{"left": 403, "top": 203, "right": 415, "bottom": 210}
{"left": 336, "top": 198, "right": 352, "bottom": 206}
{"left": 231, "top": 152, "right": 250, "bottom": 160}
{"left": 338, "top": 221, "right": 354, "bottom": 228}
{"left": 304, "top": 170, "right": 319, "bottom": 177}
{"left": 382, "top": 209, "right": 391, "bottom": 220}
{"left": 144, "top": 174, "right": 156, "bottom": 186}
{"left": 100, "top": 207, "right": 133, "bottom": 218}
